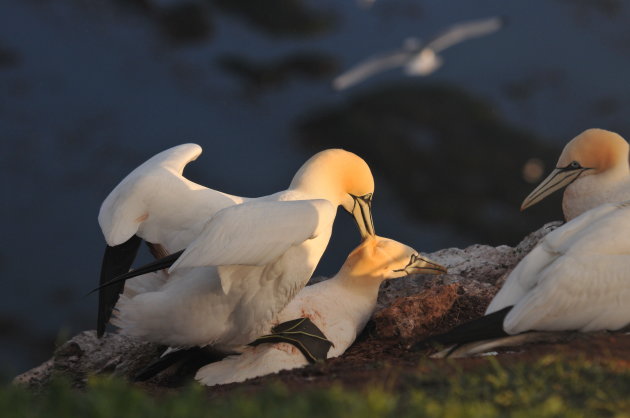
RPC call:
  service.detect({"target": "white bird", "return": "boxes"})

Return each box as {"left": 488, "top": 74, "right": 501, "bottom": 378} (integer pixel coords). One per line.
{"left": 521, "top": 128, "right": 630, "bottom": 221}
{"left": 332, "top": 16, "right": 505, "bottom": 91}
{"left": 99, "top": 146, "right": 377, "bottom": 350}
{"left": 192, "top": 235, "right": 446, "bottom": 386}
{"left": 423, "top": 200, "right": 630, "bottom": 357}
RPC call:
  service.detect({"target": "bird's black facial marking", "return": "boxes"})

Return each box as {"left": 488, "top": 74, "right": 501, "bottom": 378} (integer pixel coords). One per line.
{"left": 393, "top": 253, "right": 421, "bottom": 273}
{"left": 393, "top": 253, "right": 446, "bottom": 275}
{"left": 348, "top": 193, "right": 375, "bottom": 238}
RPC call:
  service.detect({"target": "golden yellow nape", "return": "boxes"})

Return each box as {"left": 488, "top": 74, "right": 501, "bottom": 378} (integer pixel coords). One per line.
{"left": 558, "top": 128, "right": 628, "bottom": 172}
{"left": 289, "top": 148, "right": 376, "bottom": 239}
{"left": 289, "top": 148, "right": 374, "bottom": 198}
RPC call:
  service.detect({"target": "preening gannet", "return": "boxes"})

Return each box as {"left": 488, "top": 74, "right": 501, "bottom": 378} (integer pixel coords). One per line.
{"left": 521, "top": 128, "right": 630, "bottom": 221}
{"left": 99, "top": 146, "right": 377, "bottom": 349}
{"left": 192, "top": 236, "right": 446, "bottom": 386}
{"left": 422, "top": 200, "right": 630, "bottom": 357}
{"left": 332, "top": 16, "right": 505, "bottom": 91}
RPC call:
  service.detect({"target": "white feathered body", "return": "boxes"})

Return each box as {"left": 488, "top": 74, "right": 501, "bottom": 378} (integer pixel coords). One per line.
{"left": 486, "top": 201, "right": 630, "bottom": 334}
{"left": 194, "top": 274, "right": 381, "bottom": 386}
{"left": 112, "top": 190, "right": 336, "bottom": 350}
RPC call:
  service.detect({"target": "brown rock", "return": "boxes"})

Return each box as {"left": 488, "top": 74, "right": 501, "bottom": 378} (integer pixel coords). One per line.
{"left": 372, "top": 221, "right": 560, "bottom": 343}
{"left": 374, "top": 284, "right": 459, "bottom": 340}
{"left": 13, "top": 331, "right": 161, "bottom": 389}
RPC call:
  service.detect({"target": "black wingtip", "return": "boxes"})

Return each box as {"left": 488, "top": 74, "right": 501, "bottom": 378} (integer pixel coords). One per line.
{"left": 90, "top": 250, "right": 184, "bottom": 294}
{"left": 96, "top": 236, "right": 142, "bottom": 338}
{"left": 414, "top": 306, "right": 513, "bottom": 350}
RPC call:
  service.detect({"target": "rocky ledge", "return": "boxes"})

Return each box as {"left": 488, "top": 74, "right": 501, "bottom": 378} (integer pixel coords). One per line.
{"left": 14, "top": 222, "right": 561, "bottom": 390}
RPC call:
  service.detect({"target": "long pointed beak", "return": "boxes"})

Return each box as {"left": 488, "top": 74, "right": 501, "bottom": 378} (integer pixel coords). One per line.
{"left": 521, "top": 167, "right": 586, "bottom": 211}
{"left": 351, "top": 195, "right": 375, "bottom": 240}
{"left": 395, "top": 253, "right": 447, "bottom": 276}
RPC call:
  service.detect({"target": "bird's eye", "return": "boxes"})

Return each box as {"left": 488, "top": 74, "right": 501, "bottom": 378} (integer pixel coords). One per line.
{"left": 569, "top": 161, "right": 581, "bottom": 169}
{"left": 362, "top": 193, "right": 373, "bottom": 203}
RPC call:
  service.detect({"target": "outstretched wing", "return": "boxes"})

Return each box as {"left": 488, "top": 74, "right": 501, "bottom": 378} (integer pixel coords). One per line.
{"left": 98, "top": 143, "right": 243, "bottom": 249}
{"left": 425, "top": 16, "right": 505, "bottom": 53}
{"left": 332, "top": 50, "right": 412, "bottom": 91}
{"left": 170, "top": 199, "right": 336, "bottom": 293}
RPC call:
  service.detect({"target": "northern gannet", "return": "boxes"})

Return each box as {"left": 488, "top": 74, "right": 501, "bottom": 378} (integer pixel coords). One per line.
{"left": 98, "top": 146, "right": 377, "bottom": 349}
{"left": 332, "top": 16, "right": 505, "bottom": 91}
{"left": 521, "top": 128, "right": 630, "bottom": 221}
{"left": 191, "top": 235, "right": 447, "bottom": 386}
{"left": 421, "top": 200, "right": 630, "bottom": 357}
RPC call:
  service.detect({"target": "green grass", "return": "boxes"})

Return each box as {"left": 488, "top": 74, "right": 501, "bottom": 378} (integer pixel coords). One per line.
{"left": 3, "top": 356, "right": 630, "bottom": 417}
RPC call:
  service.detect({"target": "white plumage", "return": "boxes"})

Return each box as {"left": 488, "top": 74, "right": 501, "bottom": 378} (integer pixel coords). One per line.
{"left": 332, "top": 16, "right": 504, "bottom": 90}
{"left": 487, "top": 201, "right": 630, "bottom": 334}
{"left": 101, "top": 146, "right": 377, "bottom": 351}
{"left": 99, "top": 144, "right": 244, "bottom": 251}
{"left": 194, "top": 236, "right": 447, "bottom": 386}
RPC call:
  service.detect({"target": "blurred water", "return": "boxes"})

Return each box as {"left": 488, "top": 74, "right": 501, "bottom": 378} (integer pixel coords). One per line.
{"left": 1, "top": 0, "right": 630, "bottom": 376}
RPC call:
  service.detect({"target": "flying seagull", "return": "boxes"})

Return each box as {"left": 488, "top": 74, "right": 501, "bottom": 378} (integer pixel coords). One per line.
{"left": 333, "top": 16, "right": 505, "bottom": 90}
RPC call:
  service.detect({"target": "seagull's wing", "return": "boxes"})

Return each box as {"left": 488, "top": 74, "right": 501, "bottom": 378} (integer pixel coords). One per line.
{"left": 486, "top": 201, "right": 622, "bottom": 315}
{"left": 170, "top": 199, "right": 335, "bottom": 292}
{"left": 425, "top": 16, "right": 505, "bottom": 53}
{"left": 332, "top": 50, "right": 412, "bottom": 90}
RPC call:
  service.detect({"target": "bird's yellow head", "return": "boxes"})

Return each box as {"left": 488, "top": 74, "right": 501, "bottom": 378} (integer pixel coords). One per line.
{"left": 290, "top": 149, "right": 376, "bottom": 239}
{"left": 521, "top": 129, "right": 629, "bottom": 211}
{"left": 339, "top": 236, "right": 446, "bottom": 285}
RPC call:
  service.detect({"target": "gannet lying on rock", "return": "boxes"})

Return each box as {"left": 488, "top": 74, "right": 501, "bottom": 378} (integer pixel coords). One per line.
{"left": 332, "top": 16, "right": 505, "bottom": 90}
{"left": 521, "top": 129, "right": 630, "bottom": 220}
{"left": 100, "top": 146, "right": 377, "bottom": 350}
{"left": 421, "top": 200, "right": 630, "bottom": 358}
{"left": 191, "top": 235, "right": 446, "bottom": 386}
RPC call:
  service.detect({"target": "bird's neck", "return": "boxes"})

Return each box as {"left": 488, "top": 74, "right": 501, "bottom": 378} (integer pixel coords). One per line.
{"left": 563, "top": 164, "right": 630, "bottom": 220}
{"left": 332, "top": 269, "right": 384, "bottom": 304}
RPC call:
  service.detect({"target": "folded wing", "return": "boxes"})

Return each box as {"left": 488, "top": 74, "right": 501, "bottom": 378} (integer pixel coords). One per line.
{"left": 486, "top": 201, "right": 623, "bottom": 314}
{"left": 170, "top": 199, "right": 335, "bottom": 292}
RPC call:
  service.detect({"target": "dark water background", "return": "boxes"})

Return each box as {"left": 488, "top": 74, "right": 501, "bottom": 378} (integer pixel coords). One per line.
{"left": 2, "top": 0, "right": 630, "bottom": 378}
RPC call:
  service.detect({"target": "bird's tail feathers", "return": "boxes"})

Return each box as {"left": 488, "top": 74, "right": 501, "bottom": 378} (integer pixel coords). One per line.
{"left": 430, "top": 331, "right": 571, "bottom": 358}
{"left": 416, "top": 306, "right": 513, "bottom": 350}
